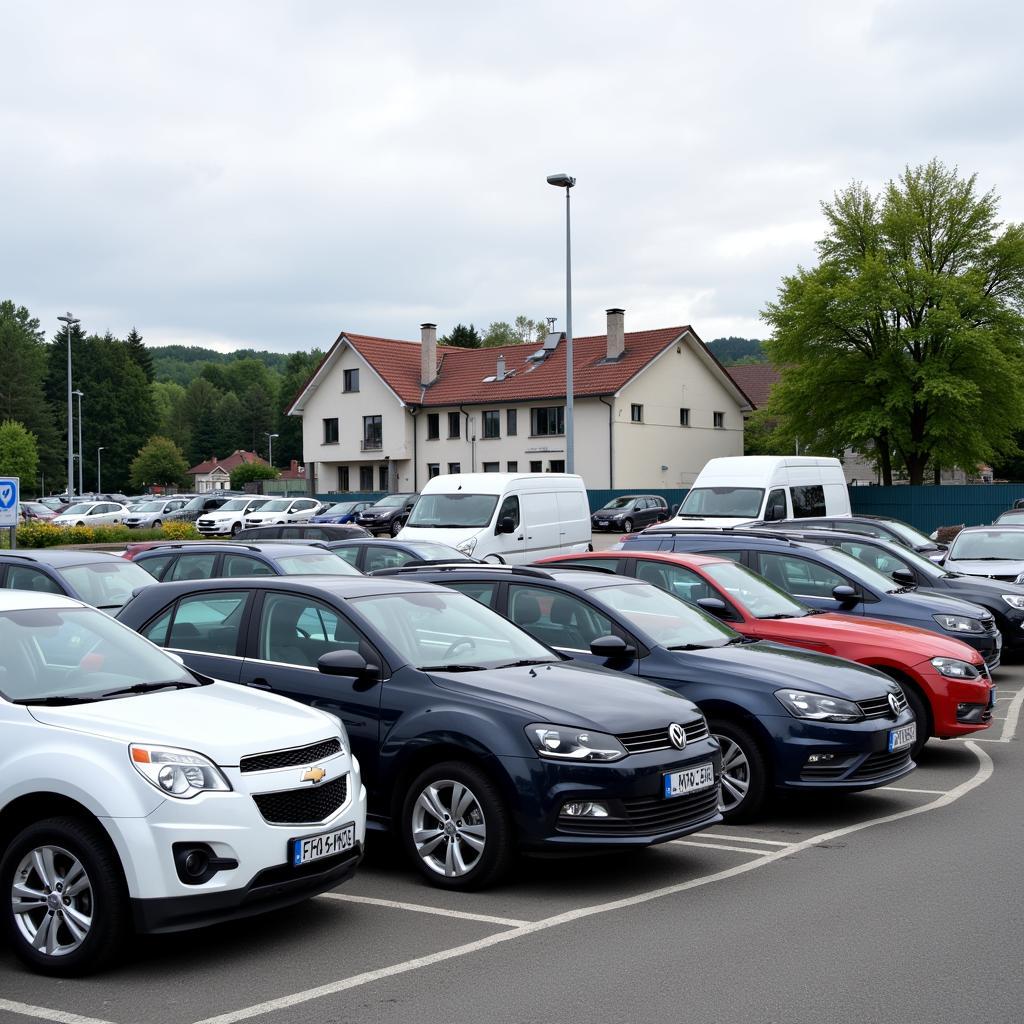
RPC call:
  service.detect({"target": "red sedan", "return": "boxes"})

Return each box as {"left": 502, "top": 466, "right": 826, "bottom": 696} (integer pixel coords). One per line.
{"left": 540, "top": 550, "right": 996, "bottom": 753}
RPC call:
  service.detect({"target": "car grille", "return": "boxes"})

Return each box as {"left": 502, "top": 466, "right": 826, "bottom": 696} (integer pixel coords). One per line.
{"left": 850, "top": 749, "right": 913, "bottom": 781}
{"left": 240, "top": 738, "right": 342, "bottom": 773}
{"left": 857, "top": 691, "right": 908, "bottom": 719}
{"left": 618, "top": 720, "right": 710, "bottom": 754}
{"left": 252, "top": 775, "right": 348, "bottom": 825}
{"left": 558, "top": 787, "right": 719, "bottom": 835}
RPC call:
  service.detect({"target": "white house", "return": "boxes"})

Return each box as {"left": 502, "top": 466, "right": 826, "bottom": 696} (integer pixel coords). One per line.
{"left": 287, "top": 309, "right": 752, "bottom": 493}
{"left": 186, "top": 450, "right": 266, "bottom": 492}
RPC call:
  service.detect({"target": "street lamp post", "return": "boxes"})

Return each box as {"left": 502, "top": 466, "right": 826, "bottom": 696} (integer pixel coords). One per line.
{"left": 97, "top": 447, "right": 105, "bottom": 493}
{"left": 265, "top": 432, "right": 279, "bottom": 468}
{"left": 546, "top": 173, "right": 575, "bottom": 474}
{"left": 57, "top": 313, "right": 80, "bottom": 497}
{"left": 72, "top": 390, "right": 84, "bottom": 496}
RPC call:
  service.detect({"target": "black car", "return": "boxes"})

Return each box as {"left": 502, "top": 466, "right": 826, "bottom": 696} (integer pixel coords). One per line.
{"left": 0, "top": 550, "right": 159, "bottom": 610}
{"left": 116, "top": 576, "right": 722, "bottom": 889}
{"left": 747, "top": 515, "right": 947, "bottom": 562}
{"left": 622, "top": 529, "right": 1003, "bottom": 669}
{"left": 355, "top": 494, "right": 418, "bottom": 536}
{"left": 164, "top": 494, "right": 236, "bottom": 524}
{"left": 591, "top": 495, "right": 669, "bottom": 533}
{"left": 327, "top": 538, "right": 476, "bottom": 572}
{"left": 382, "top": 564, "right": 917, "bottom": 821}
{"left": 129, "top": 542, "right": 362, "bottom": 581}
{"left": 235, "top": 523, "right": 371, "bottom": 542}
{"left": 754, "top": 527, "right": 1024, "bottom": 652}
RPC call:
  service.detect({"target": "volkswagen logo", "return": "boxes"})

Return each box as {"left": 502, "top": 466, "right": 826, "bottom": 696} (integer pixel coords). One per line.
{"left": 668, "top": 723, "right": 687, "bottom": 750}
{"left": 888, "top": 692, "right": 901, "bottom": 717}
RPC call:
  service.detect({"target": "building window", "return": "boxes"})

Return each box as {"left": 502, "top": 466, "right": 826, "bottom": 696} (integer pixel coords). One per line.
{"left": 483, "top": 461, "right": 499, "bottom": 472}
{"left": 428, "top": 463, "right": 440, "bottom": 479}
{"left": 549, "top": 460, "right": 565, "bottom": 473}
{"left": 506, "top": 409, "right": 518, "bottom": 436}
{"left": 507, "top": 460, "right": 518, "bottom": 472}
{"left": 631, "top": 403, "right": 643, "bottom": 422}
{"left": 448, "top": 462, "right": 461, "bottom": 474}
{"left": 426, "top": 413, "right": 440, "bottom": 440}
{"left": 359, "top": 466, "right": 373, "bottom": 490}
{"left": 338, "top": 466, "right": 349, "bottom": 491}
{"left": 323, "top": 418, "right": 339, "bottom": 444}
{"left": 362, "top": 415, "right": 382, "bottom": 450}
{"left": 343, "top": 369, "right": 359, "bottom": 393}
{"left": 680, "top": 407, "right": 690, "bottom": 427}
{"left": 448, "top": 411, "right": 461, "bottom": 439}
{"left": 713, "top": 411, "right": 725, "bottom": 429}
{"left": 530, "top": 406, "right": 564, "bottom": 436}
{"left": 482, "top": 410, "right": 500, "bottom": 439}
{"left": 529, "top": 460, "right": 542, "bottom": 473}
{"left": 379, "top": 466, "right": 389, "bottom": 490}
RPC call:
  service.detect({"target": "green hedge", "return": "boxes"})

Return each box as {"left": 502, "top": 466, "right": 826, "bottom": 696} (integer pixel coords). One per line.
{"left": 3, "top": 521, "right": 200, "bottom": 549}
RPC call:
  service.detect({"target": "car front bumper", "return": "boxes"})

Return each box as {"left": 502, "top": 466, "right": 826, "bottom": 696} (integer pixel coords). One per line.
{"left": 912, "top": 661, "right": 996, "bottom": 737}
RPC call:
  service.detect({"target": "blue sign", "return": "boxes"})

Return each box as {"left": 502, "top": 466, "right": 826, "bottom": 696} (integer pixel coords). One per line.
{"left": 0, "top": 476, "right": 19, "bottom": 528}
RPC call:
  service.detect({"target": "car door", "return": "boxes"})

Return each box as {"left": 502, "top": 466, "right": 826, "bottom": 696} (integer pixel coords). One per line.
{"left": 290, "top": 499, "right": 320, "bottom": 522}
{"left": 752, "top": 551, "right": 866, "bottom": 614}
{"left": 238, "top": 590, "right": 385, "bottom": 777}
{"left": 490, "top": 494, "right": 526, "bottom": 562}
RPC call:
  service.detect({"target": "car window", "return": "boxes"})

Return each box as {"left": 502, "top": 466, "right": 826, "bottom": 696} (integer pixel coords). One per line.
{"left": 790, "top": 486, "right": 826, "bottom": 518}
{"left": 634, "top": 560, "right": 717, "bottom": 605}
{"left": 764, "top": 488, "right": 787, "bottom": 520}
{"left": 836, "top": 541, "right": 912, "bottom": 577}
{"left": 259, "top": 592, "right": 364, "bottom": 668}
{"left": 142, "top": 606, "right": 173, "bottom": 646}
{"left": 222, "top": 554, "right": 276, "bottom": 577}
{"left": 556, "top": 558, "right": 624, "bottom": 573}
{"left": 363, "top": 547, "right": 417, "bottom": 572}
{"left": 136, "top": 554, "right": 174, "bottom": 580}
{"left": 330, "top": 544, "right": 363, "bottom": 567}
{"left": 5, "top": 566, "right": 64, "bottom": 595}
{"left": 755, "top": 552, "right": 848, "bottom": 598}
{"left": 166, "top": 553, "right": 218, "bottom": 581}
{"left": 445, "top": 581, "right": 498, "bottom": 607}
{"left": 167, "top": 592, "right": 248, "bottom": 655}
{"left": 497, "top": 495, "right": 520, "bottom": 529}
{"left": 839, "top": 522, "right": 881, "bottom": 537}
{"left": 507, "top": 584, "right": 613, "bottom": 651}
{"left": 59, "top": 560, "right": 156, "bottom": 609}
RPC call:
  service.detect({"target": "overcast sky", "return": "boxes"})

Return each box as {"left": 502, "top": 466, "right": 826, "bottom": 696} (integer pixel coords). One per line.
{"left": 3, "top": 1, "right": 1022, "bottom": 353}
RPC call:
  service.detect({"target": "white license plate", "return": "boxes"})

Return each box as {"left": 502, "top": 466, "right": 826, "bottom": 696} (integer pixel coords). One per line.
{"left": 291, "top": 823, "right": 355, "bottom": 866}
{"left": 663, "top": 761, "right": 715, "bottom": 799}
{"left": 888, "top": 722, "right": 916, "bottom": 752}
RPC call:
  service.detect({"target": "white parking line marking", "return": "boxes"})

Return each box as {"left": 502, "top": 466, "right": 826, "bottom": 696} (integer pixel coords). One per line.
{"left": 702, "top": 833, "right": 793, "bottom": 847}
{"left": 0, "top": 1000, "right": 116, "bottom": 1024}
{"left": 191, "top": 741, "right": 994, "bottom": 1024}
{"left": 885, "top": 786, "right": 947, "bottom": 795}
{"left": 318, "top": 892, "right": 528, "bottom": 927}
{"left": 671, "top": 840, "right": 772, "bottom": 855}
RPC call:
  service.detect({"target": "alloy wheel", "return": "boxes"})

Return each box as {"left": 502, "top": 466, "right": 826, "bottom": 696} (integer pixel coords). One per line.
{"left": 11, "top": 845, "right": 94, "bottom": 959}
{"left": 411, "top": 779, "right": 487, "bottom": 878}
{"left": 715, "top": 735, "right": 751, "bottom": 812}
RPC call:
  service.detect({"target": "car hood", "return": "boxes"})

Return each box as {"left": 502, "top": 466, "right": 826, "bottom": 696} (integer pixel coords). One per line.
{"left": 311, "top": 515, "right": 345, "bottom": 523}
{"left": 428, "top": 662, "right": 702, "bottom": 732}
{"left": 943, "top": 558, "right": 1024, "bottom": 580}
{"left": 27, "top": 682, "right": 339, "bottom": 767}
{"left": 673, "top": 641, "right": 893, "bottom": 700}
{"left": 887, "top": 588, "right": 993, "bottom": 618}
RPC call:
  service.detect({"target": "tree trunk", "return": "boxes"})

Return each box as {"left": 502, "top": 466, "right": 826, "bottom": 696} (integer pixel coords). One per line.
{"left": 905, "top": 452, "right": 928, "bottom": 486}
{"left": 877, "top": 433, "right": 893, "bottom": 486}
{"left": 933, "top": 463, "right": 941, "bottom": 485}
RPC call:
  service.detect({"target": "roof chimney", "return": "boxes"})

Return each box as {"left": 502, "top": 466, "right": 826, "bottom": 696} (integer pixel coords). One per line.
{"left": 606, "top": 308, "right": 625, "bottom": 360}
{"left": 496, "top": 353, "right": 506, "bottom": 381}
{"left": 420, "top": 323, "right": 438, "bottom": 386}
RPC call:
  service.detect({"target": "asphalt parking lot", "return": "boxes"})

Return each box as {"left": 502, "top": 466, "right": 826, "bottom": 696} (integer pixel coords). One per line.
{"left": 2, "top": 659, "right": 1020, "bottom": 1024}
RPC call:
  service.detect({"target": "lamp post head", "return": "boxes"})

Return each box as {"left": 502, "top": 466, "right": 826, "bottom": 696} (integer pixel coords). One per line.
{"left": 546, "top": 173, "right": 576, "bottom": 189}
{"left": 72, "top": 389, "right": 84, "bottom": 398}
{"left": 57, "top": 313, "right": 80, "bottom": 326}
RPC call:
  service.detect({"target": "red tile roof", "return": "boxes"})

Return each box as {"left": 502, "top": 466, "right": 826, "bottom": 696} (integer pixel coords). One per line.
{"left": 724, "top": 363, "right": 779, "bottom": 410}
{"left": 187, "top": 450, "right": 266, "bottom": 476}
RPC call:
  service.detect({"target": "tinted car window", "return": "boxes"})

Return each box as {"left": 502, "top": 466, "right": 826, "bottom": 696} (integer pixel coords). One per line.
{"left": 634, "top": 561, "right": 717, "bottom": 605}
{"left": 363, "top": 547, "right": 417, "bottom": 572}
{"left": 790, "top": 485, "right": 826, "bottom": 518}
{"left": 5, "top": 566, "right": 63, "bottom": 595}
{"left": 836, "top": 541, "right": 912, "bottom": 577}
{"left": 445, "top": 581, "right": 498, "bottom": 607}
{"left": 222, "top": 554, "right": 276, "bottom": 577}
{"left": 497, "top": 495, "right": 520, "bottom": 529}
{"left": 755, "top": 552, "right": 847, "bottom": 597}
{"left": 330, "top": 544, "right": 363, "bottom": 567}
{"left": 136, "top": 554, "right": 174, "bottom": 580}
{"left": 507, "top": 584, "right": 613, "bottom": 651}
{"left": 168, "top": 592, "right": 248, "bottom": 655}
{"left": 259, "top": 592, "right": 362, "bottom": 667}
{"left": 167, "top": 553, "right": 218, "bottom": 581}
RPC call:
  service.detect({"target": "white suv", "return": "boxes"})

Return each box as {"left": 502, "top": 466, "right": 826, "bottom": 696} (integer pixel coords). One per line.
{"left": 0, "top": 591, "right": 366, "bottom": 975}
{"left": 242, "top": 497, "right": 322, "bottom": 530}
{"left": 196, "top": 496, "right": 272, "bottom": 537}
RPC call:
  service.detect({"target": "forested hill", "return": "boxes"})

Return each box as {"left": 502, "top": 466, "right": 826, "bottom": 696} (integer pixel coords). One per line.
{"left": 706, "top": 337, "right": 767, "bottom": 365}
{"left": 150, "top": 344, "right": 291, "bottom": 386}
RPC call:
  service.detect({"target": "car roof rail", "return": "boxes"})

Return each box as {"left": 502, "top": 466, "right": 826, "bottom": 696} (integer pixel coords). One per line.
{"left": 0, "top": 552, "right": 38, "bottom": 562}
{"left": 637, "top": 525, "right": 802, "bottom": 543}
{"left": 372, "top": 563, "right": 554, "bottom": 579}
{"left": 542, "top": 562, "right": 618, "bottom": 574}
{"left": 136, "top": 541, "right": 267, "bottom": 553}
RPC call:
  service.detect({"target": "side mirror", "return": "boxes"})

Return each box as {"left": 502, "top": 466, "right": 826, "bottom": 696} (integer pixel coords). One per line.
{"left": 832, "top": 584, "right": 859, "bottom": 604}
{"left": 497, "top": 516, "right": 516, "bottom": 534}
{"left": 764, "top": 504, "right": 784, "bottom": 522}
{"left": 670, "top": 504, "right": 680, "bottom": 516}
{"left": 697, "top": 597, "right": 728, "bottom": 617}
{"left": 589, "top": 635, "right": 636, "bottom": 659}
{"left": 317, "top": 649, "right": 379, "bottom": 680}
{"left": 891, "top": 568, "right": 915, "bottom": 585}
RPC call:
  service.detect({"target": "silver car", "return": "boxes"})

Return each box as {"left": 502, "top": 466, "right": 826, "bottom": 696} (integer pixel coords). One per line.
{"left": 123, "top": 497, "right": 191, "bottom": 529}
{"left": 943, "top": 526, "right": 1024, "bottom": 583}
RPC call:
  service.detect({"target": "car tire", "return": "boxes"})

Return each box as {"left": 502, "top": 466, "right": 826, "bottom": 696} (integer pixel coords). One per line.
{"left": 0, "top": 816, "right": 130, "bottom": 977}
{"left": 893, "top": 681, "right": 931, "bottom": 758}
{"left": 401, "top": 761, "right": 515, "bottom": 891}
{"left": 708, "top": 719, "right": 768, "bottom": 823}
{"left": 152, "top": 520, "right": 161, "bottom": 529}
{"left": 390, "top": 519, "right": 403, "bottom": 537}
{"left": 622, "top": 518, "right": 633, "bottom": 534}
{"left": 230, "top": 522, "right": 241, "bottom": 536}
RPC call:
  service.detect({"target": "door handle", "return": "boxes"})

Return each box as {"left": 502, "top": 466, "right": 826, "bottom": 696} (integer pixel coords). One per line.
{"left": 516, "top": 535, "right": 524, "bottom": 540}
{"left": 247, "top": 678, "right": 273, "bottom": 691}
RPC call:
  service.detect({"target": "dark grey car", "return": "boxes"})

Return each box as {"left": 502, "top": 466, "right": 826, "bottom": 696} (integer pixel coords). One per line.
{"left": 591, "top": 495, "right": 669, "bottom": 533}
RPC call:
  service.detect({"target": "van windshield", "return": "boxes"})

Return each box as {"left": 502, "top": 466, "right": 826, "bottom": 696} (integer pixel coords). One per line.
{"left": 678, "top": 487, "right": 764, "bottom": 518}
{"left": 405, "top": 493, "right": 499, "bottom": 528}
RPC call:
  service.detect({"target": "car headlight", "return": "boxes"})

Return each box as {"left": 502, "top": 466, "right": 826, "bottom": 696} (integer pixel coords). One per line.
{"left": 456, "top": 537, "right": 477, "bottom": 555}
{"left": 930, "top": 657, "right": 981, "bottom": 680}
{"left": 526, "top": 724, "right": 626, "bottom": 762}
{"left": 1016, "top": 573, "right": 1024, "bottom": 586}
{"left": 774, "top": 689, "right": 864, "bottom": 723}
{"left": 130, "top": 744, "right": 232, "bottom": 799}
{"left": 1003, "top": 594, "right": 1024, "bottom": 610}
{"left": 932, "top": 613, "right": 985, "bottom": 633}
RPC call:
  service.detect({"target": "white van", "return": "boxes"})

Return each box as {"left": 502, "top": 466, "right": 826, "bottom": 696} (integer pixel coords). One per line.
{"left": 667, "top": 456, "right": 851, "bottom": 528}
{"left": 399, "top": 473, "right": 591, "bottom": 563}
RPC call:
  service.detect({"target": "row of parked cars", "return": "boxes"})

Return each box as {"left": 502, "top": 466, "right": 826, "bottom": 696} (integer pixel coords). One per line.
{"left": 0, "top": 469, "right": 1010, "bottom": 977}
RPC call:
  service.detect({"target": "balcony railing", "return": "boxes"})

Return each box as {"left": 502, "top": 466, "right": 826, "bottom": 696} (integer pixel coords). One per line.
{"left": 360, "top": 437, "right": 383, "bottom": 451}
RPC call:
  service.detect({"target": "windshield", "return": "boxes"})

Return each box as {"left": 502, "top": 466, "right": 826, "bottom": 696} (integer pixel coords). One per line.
{"left": 821, "top": 548, "right": 900, "bottom": 592}
{"left": 949, "top": 530, "right": 1024, "bottom": 561}
{"left": 374, "top": 495, "right": 409, "bottom": 508}
{"left": 274, "top": 552, "right": 361, "bottom": 575}
{"left": 352, "top": 590, "right": 555, "bottom": 669}
{"left": 839, "top": 540, "right": 944, "bottom": 581}
{"left": 678, "top": 487, "right": 764, "bottom": 518}
{"left": 879, "top": 519, "right": 937, "bottom": 548}
{"left": 62, "top": 503, "right": 94, "bottom": 515}
{"left": 220, "top": 498, "right": 264, "bottom": 512}
{"left": 402, "top": 542, "right": 474, "bottom": 560}
{"left": 259, "top": 499, "right": 291, "bottom": 512}
{"left": 406, "top": 493, "right": 498, "bottom": 528}
{"left": 326, "top": 502, "right": 359, "bottom": 514}
{"left": 702, "top": 561, "right": 809, "bottom": 618}
{"left": 601, "top": 497, "right": 636, "bottom": 511}
{"left": 995, "top": 511, "right": 1024, "bottom": 524}
{"left": 136, "top": 501, "right": 165, "bottom": 512}
{"left": 591, "top": 582, "right": 739, "bottom": 649}
{"left": 0, "top": 607, "right": 195, "bottom": 704}
{"left": 59, "top": 560, "right": 158, "bottom": 609}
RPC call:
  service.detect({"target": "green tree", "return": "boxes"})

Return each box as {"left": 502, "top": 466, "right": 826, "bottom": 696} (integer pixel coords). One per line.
{"left": 230, "top": 461, "right": 278, "bottom": 489}
{"left": 742, "top": 410, "right": 793, "bottom": 457}
{"left": 0, "top": 420, "right": 39, "bottom": 487}
{"left": 482, "top": 316, "right": 549, "bottom": 347}
{"left": 215, "top": 391, "right": 247, "bottom": 456}
{"left": 276, "top": 349, "right": 322, "bottom": 465}
{"left": 130, "top": 436, "right": 190, "bottom": 488}
{"left": 124, "top": 327, "right": 154, "bottom": 383}
{"left": 762, "top": 160, "right": 1024, "bottom": 485}
{"left": 152, "top": 380, "right": 191, "bottom": 451}
{"left": 440, "top": 323, "right": 482, "bottom": 348}
{"left": 183, "top": 377, "right": 223, "bottom": 464}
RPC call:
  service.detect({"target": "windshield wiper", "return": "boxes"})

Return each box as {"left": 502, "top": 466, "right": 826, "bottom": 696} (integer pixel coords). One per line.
{"left": 726, "top": 635, "right": 757, "bottom": 644}
{"left": 16, "top": 696, "right": 98, "bottom": 706}
{"left": 100, "top": 680, "right": 200, "bottom": 698}
{"left": 758, "top": 613, "right": 798, "bottom": 620}
{"left": 495, "top": 658, "right": 557, "bottom": 669}
{"left": 419, "top": 664, "right": 488, "bottom": 672}
{"left": 667, "top": 643, "right": 709, "bottom": 651}
{"left": 957, "top": 556, "right": 1013, "bottom": 561}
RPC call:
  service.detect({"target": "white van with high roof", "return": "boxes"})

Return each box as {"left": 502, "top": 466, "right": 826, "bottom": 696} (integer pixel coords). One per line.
{"left": 666, "top": 456, "right": 851, "bottom": 529}
{"left": 398, "top": 473, "right": 591, "bottom": 563}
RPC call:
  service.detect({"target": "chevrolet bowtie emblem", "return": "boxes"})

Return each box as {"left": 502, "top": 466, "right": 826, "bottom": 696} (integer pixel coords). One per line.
{"left": 301, "top": 766, "right": 327, "bottom": 784}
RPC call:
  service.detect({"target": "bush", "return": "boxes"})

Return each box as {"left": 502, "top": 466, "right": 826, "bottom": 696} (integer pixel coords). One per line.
{"left": 230, "top": 462, "right": 279, "bottom": 489}
{"left": 4, "top": 522, "right": 201, "bottom": 549}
